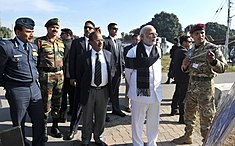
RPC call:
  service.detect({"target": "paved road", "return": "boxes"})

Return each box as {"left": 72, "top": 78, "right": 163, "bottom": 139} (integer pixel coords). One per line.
{"left": 0, "top": 72, "right": 234, "bottom": 146}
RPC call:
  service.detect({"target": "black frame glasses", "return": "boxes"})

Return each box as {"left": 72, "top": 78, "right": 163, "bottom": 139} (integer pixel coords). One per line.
{"left": 84, "top": 26, "right": 94, "bottom": 30}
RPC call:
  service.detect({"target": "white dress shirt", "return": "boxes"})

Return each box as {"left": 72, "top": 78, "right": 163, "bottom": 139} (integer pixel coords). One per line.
{"left": 90, "top": 49, "right": 108, "bottom": 87}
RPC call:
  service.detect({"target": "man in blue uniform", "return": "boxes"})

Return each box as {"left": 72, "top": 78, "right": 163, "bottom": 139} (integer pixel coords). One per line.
{"left": 0, "top": 17, "right": 45, "bottom": 146}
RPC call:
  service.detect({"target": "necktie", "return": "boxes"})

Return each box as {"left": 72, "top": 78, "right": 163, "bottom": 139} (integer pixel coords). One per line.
{"left": 23, "top": 43, "right": 28, "bottom": 51}
{"left": 87, "top": 43, "right": 90, "bottom": 51}
{"left": 114, "top": 39, "right": 119, "bottom": 61}
{"left": 94, "top": 53, "right": 102, "bottom": 86}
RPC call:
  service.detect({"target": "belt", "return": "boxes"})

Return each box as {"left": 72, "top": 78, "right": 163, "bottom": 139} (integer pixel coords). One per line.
{"left": 90, "top": 85, "right": 107, "bottom": 90}
{"left": 191, "top": 76, "right": 212, "bottom": 81}
{"left": 39, "top": 67, "right": 62, "bottom": 72}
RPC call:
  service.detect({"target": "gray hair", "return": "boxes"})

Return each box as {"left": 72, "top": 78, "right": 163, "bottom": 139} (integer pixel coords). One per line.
{"left": 139, "top": 25, "right": 155, "bottom": 36}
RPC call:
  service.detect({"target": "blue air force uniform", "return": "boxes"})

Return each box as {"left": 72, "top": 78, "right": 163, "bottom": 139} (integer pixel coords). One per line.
{"left": 0, "top": 18, "right": 45, "bottom": 146}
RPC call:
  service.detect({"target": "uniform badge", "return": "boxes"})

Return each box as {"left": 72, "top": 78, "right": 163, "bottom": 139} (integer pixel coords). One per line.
{"left": 32, "top": 51, "right": 38, "bottom": 56}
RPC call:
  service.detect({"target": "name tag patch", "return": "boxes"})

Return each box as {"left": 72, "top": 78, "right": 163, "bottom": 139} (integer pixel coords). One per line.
{"left": 13, "top": 54, "right": 22, "bottom": 58}
{"left": 192, "top": 63, "right": 199, "bottom": 69}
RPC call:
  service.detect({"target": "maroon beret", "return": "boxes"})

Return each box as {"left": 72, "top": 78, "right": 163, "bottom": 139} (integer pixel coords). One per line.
{"left": 190, "top": 23, "right": 205, "bottom": 34}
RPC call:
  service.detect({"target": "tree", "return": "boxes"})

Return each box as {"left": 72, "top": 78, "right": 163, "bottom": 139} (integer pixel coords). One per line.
{"left": 185, "top": 22, "right": 235, "bottom": 41}
{"left": 130, "top": 11, "right": 182, "bottom": 42}
{"left": 0, "top": 27, "right": 12, "bottom": 38}
{"left": 149, "top": 11, "right": 182, "bottom": 42}
{"left": 206, "top": 22, "right": 235, "bottom": 41}
{"left": 130, "top": 28, "right": 140, "bottom": 36}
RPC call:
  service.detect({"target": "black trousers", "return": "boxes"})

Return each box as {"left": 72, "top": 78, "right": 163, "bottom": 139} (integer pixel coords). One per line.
{"left": 5, "top": 82, "right": 45, "bottom": 146}
{"left": 111, "top": 71, "right": 121, "bottom": 112}
{"left": 171, "top": 83, "right": 179, "bottom": 111}
{"left": 69, "top": 85, "right": 82, "bottom": 132}
{"left": 178, "top": 82, "right": 189, "bottom": 116}
{"left": 60, "top": 78, "right": 75, "bottom": 115}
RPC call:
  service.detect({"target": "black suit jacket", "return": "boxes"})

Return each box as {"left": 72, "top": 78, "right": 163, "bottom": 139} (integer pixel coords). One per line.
{"left": 172, "top": 46, "right": 189, "bottom": 83}
{"left": 63, "top": 38, "right": 73, "bottom": 78}
{"left": 104, "top": 36, "right": 124, "bottom": 74}
{"left": 123, "top": 44, "right": 133, "bottom": 63}
{"left": 76, "top": 49, "right": 114, "bottom": 106}
{"left": 69, "top": 37, "right": 86, "bottom": 79}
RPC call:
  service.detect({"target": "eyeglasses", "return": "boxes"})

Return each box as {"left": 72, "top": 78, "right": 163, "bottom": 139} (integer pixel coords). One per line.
{"left": 112, "top": 27, "right": 118, "bottom": 31}
{"left": 84, "top": 26, "right": 94, "bottom": 30}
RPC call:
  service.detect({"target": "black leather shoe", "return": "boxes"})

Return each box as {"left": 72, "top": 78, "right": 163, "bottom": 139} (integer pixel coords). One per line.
{"left": 164, "top": 78, "right": 170, "bottom": 84}
{"left": 50, "top": 127, "right": 63, "bottom": 138}
{"left": 178, "top": 116, "right": 185, "bottom": 124}
{"left": 95, "top": 141, "right": 107, "bottom": 146}
{"left": 43, "top": 134, "right": 48, "bottom": 142}
{"left": 171, "top": 81, "right": 176, "bottom": 84}
{"left": 43, "top": 126, "right": 48, "bottom": 142}
{"left": 105, "top": 116, "right": 110, "bottom": 122}
{"left": 125, "top": 107, "right": 131, "bottom": 113}
{"left": 112, "top": 110, "right": 126, "bottom": 117}
{"left": 170, "top": 109, "right": 178, "bottom": 116}
{"left": 81, "top": 144, "right": 89, "bottom": 146}
{"left": 66, "top": 131, "right": 76, "bottom": 140}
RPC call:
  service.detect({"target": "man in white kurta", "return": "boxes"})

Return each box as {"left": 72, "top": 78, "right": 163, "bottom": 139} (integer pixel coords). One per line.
{"left": 125, "top": 25, "right": 162, "bottom": 146}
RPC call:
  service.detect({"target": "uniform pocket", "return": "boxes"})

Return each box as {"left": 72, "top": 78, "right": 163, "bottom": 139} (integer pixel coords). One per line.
{"left": 11, "top": 55, "right": 22, "bottom": 69}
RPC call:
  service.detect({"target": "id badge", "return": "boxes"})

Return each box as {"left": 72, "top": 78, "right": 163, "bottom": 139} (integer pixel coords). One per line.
{"left": 192, "top": 63, "right": 199, "bottom": 69}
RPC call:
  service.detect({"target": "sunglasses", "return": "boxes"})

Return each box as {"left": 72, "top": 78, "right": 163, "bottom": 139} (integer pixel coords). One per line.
{"left": 84, "top": 26, "right": 94, "bottom": 30}
{"left": 112, "top": 27, "right": 118, "bottom": 31}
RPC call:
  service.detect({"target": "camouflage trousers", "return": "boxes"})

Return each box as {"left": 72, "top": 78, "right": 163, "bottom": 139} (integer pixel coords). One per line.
{"left": 184, "top": 78, "right": 215, "bottom": 139}
{"left": 39, "top": 70, "right": 64, "bottom": 122}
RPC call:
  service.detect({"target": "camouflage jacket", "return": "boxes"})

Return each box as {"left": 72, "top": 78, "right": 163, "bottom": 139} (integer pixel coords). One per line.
{"left": 35, "top": 36, "right": 64, "bottom": 68}
{"left": 186, "top": 40, "right": 228, "bottom": 78}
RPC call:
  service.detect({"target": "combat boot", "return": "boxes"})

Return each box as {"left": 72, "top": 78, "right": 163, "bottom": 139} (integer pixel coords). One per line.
{"left": 51, "top": 119, "right": 63, "bottom": 138}
{"left": 172, "top": 134, "right": 192, "bottom": 144}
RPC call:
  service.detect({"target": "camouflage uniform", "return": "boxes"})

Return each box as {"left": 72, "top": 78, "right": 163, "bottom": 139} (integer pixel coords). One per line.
{"left": 184, "top": 40, "right": 228, "bottom": 140}
{"left": 36, "top": 36, "right": 64, "bottom": 121}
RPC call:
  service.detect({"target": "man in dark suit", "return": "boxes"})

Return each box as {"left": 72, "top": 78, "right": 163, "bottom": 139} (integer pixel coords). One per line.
{"left": 0, "top": 17, "right": 45, "bottom": 146}
{"left": 67, "top": 20, "right": 95, "bottom": 139}
{"left": 104, "top": 22, "right": 126, "bottom": 117}
{"left": 58, "top": 28, "right": 74, "bottom": 123}
{"left": 171, "top": 35, "right": 191, "bottom": 124}
{"left": 123, "top": 34, "right": 140, "bottom": 112}
{"left": 165, "top": 38, "right": 179, "bottom": 84}
{"left": 78, "top": 28, "right": 114, "bottom": 146}
{"left": 69, "top": 20, "right": 95, "bottom": 86}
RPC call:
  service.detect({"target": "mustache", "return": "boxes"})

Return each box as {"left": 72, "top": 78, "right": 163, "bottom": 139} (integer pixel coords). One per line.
{"left": 52, "top": 30, "right": 58, "bottom": 33}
